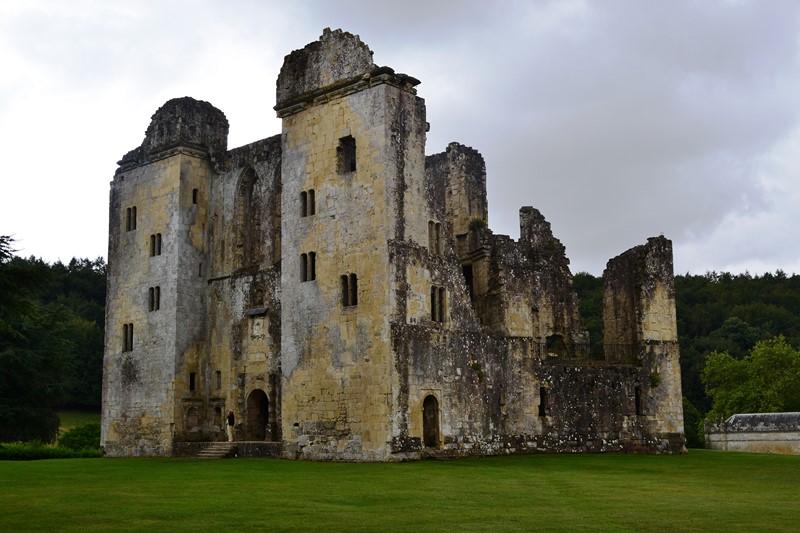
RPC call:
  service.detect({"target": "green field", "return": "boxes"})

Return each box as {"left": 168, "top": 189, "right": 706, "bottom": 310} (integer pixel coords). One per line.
{"left": 1, "top": 450, "right": 798, "bottom": 532}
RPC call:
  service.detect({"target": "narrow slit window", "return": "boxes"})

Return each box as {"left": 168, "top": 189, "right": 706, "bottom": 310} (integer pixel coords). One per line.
{"left": 149, "top": 233, "right": 162, "bottom": 257}
{"left": 341, "top": 275, "right": 350, "bottom": 306}
{"left": 349, "top": 273, "right": 358, "bottom": 306}
{"left": 148, "top": 286, "right": 160, "bottom": 311}
{"left": 192, "top": 188, "right": 199, "bottom": 204}
{"left": 301, "top": 189, "right": 316, "bottom": 217}
{"left": 309, "top": 252, "right": 316, "bottom": 281}
{"left": 189, "top": 372, "right": 196, "bottom": 392}
{"left": 123, "top": 323, "right": 134, "bottom": 352}
{"left": 126, "top": 206, "right": 138, "bottom": 231}
{"left": 431, "top": 286, "right": 445, "bottom": 322}
{"left": 301, "top": 253, "right": 308, "bottom": 282}
{"left": 538, "top": 387, "right": 548, "bottom": 417}
{"left": 215, "top": 371, "right": 222, "bottom": 390}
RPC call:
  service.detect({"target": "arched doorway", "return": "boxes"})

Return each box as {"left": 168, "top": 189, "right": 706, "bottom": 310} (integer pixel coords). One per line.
{"left": 422, "top": 395, "right": 440, "bottom": 448}
{"left": 246, "top": 389, "right": 269, "bottom": 441}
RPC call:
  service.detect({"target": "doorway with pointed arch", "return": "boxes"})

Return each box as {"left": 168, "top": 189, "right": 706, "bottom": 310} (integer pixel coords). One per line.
{"left": 423, "top": 395, "right": 440, "bottom": 449}
{"left": 246, "top": 389, "right": 269, "bottom": 441}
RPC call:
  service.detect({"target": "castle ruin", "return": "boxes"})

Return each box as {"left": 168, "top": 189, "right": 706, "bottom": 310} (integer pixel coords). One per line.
{"left": 101, "top": 29, "right": 685, "bottom": 460}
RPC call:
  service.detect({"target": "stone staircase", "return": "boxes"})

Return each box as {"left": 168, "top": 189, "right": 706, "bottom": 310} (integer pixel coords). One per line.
{"left": 196, "top": 442, "right": 237, "bottom": 459}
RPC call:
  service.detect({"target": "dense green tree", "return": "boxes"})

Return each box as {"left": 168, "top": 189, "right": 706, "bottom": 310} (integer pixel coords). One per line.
{"left": 682, "top": 397, "right": 704, "bottom": 448}
{"left": 573, "top": 272, "right": 604, "bottom": 359}
{"left": 46, "top": 258, "right": 106, "bottom": 408}
{"left": 702, "top": 337, "right": 800, "bottom": 421}
{"left": 0, "top": 237, "right": 75, "bottom": 441}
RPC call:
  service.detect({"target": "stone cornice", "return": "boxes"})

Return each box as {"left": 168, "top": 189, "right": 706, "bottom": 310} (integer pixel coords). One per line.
{"left": 275, "top": 66, "right": 421, "bottom": 118}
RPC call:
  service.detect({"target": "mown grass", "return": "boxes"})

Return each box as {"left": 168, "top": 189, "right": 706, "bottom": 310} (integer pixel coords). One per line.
{"left": 1, "top": 450, "right": 798, "bottom": 532}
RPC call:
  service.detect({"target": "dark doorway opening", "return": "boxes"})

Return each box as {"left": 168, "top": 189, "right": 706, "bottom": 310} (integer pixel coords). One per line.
{"left": 423, "top": 395, "right": 440, "bottom": 448}
{"left": 246, "top": 389, "right": 269, "bottom": 441}
{"left": 462, "top": 264, "right": 474, "bottom": 300}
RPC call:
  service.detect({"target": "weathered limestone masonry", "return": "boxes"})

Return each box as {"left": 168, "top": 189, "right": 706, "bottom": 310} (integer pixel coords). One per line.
{"left": 102, "top": 28, "right": 685, "bottom": 460}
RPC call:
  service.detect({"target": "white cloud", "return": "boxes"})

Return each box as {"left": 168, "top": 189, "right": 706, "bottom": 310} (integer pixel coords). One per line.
{"left": 1, "top": 0, "right": 799, "bottom": 275}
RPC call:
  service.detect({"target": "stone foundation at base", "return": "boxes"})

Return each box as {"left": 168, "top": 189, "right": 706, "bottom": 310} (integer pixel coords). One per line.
{"left": 173, "top": 441, "right": 283, "bottom": 458}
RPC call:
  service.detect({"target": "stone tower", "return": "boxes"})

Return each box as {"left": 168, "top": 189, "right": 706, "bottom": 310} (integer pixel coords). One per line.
{"left": 102, "top": 98, "right": 228, "bottom": 455}
{"left": 275, "top": 29, "right": 429, "bottom": 459}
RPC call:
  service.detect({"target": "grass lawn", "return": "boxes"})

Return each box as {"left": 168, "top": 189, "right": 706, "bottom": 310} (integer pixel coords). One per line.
{"left": 1, "top": 450, "right": 798, "bottom": 532}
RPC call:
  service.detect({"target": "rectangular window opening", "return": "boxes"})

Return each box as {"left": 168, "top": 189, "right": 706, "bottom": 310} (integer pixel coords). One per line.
{"left": 538, "top": 387, "right": 548, "bottom": 417}
{"left": 341, "top": 275, "right": 350, "bottom": 306}
{"left": 189, "top": 372, "right": 196, "bottom": 392}
{"left": 192, "top": 188, "right": 199, "bottom": 204}
{"left": 338, "top": 135, "right": 357, "bottom": 174}
{"left": 462, "top": 265, "right": 474, "bottom": 299}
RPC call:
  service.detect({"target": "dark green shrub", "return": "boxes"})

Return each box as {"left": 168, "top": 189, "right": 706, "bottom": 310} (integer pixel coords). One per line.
{"left": 0, "top": 440, "right": 101, "bottom": 460}
{"left": 59, "top": 422, "right": 101, "bottom": 451}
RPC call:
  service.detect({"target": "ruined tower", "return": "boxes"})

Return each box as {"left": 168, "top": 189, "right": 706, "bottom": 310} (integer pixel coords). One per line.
{"left": 102, "top": 98, "right": 228, "bottom": 455}
{"left": 274, "top": 29, "right": 431, "bottom": 459}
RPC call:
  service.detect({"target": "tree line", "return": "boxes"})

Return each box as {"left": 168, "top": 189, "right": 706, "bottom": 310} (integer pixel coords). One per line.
{"left": 2, "top": 232, "right": 799, "bottom": 446}
{"left": 0, "top": 236, "right": 105, "bottom": 441}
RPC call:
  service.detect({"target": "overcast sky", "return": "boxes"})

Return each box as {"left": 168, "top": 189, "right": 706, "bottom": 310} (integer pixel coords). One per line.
{"left": 1, "top": 0, "right": 798, "bottom": 275}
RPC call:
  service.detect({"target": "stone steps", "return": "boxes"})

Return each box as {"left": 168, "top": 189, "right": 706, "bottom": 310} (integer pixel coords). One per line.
{"left": 196, "top": 442, "right": 237, "bottom": 459}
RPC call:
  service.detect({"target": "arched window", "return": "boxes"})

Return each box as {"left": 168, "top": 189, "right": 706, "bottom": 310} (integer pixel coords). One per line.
{"left": 341, "top": 273, "right": 358, "bottom": 306}
{"left": 234, "top": 167, "right": 262, "bottom": 268}
{"left": 338, "top": 136, "right": 356, "bottom": 173}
